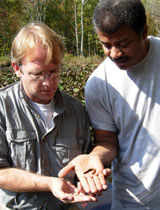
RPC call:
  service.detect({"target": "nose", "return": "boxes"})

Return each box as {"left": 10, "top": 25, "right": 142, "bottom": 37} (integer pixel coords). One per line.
{"left": 42, "top": 76, "right": 53, "bottom": 87}
{"left": 104, "top": 46, "right": 123, "bottom": 59}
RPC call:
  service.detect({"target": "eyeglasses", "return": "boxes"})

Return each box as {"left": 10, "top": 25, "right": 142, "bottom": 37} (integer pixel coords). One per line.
{"left": 29, "top": 71, "right": 61, "bottom": 81}
{"left": 19, "top": 66, "right": 61, "bottom": 81}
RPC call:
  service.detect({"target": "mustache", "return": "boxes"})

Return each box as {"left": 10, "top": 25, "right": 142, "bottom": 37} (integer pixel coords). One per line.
{"left": 110, "top": 56, "right": 129, "bottom": 63}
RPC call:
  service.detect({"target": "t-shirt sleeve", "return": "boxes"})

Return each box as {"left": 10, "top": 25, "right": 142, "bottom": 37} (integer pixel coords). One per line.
{"left": 85, "top": 71, "right": 117, "bottom": 132}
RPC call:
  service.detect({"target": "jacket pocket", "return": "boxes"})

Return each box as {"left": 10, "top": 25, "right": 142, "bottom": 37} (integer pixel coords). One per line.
{"left": 55, "top": 137, "right": 83, "bottom": 163}
{"left": 6, "top": 129, "right": 37, "bottom": 171}
{"left": 53, "top": 137, "right": 83, "bottom": 181}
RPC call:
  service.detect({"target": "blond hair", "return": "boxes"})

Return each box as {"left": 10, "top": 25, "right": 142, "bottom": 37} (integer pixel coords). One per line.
{"left": 11, "top": 21, "right": 64, "bottom": 65}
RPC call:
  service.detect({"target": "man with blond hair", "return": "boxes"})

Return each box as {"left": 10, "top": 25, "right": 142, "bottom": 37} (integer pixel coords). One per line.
{"left": 0, "top": 22, "right": 95, "bottom": 210}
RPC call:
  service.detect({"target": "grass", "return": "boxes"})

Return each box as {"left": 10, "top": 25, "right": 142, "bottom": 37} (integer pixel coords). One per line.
{"left": 0, "top": 56, "right": 11, "bottom": 67}
{"left": 0, "top": 54, "right": 104, "bottom": 67}
{"left": 62, "top": 54, "right": 105, "bottom": 66}
{"left": 0, "top": 55, "right": 104, "bottom": 104}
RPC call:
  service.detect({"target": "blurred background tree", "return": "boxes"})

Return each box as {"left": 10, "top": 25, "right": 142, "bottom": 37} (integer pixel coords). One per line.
{"left": 1, "top": 0, "right": 159, "bottom": 58}
{"left": 142, "top": 0, "right": 160, "bottom": 36}
{"left": 0, "top": 0, "right": 160, "bottom": 103}
{"left": 0, "top": 0, "right": 102, "bottom": 57}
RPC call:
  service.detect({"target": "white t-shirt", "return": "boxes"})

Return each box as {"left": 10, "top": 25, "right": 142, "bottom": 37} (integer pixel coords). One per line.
{"left": 85, "top": 36, "right": 160, "bottom": 209}
{"left": 31, "top": 99, "right": 55, "bottom": 131}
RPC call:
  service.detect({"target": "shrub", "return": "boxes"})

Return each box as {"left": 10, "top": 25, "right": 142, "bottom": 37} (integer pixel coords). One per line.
{"left": 0, "top": 56, "right": 11, "bottom": 67}
{"left": 0, "top": 66, "right": 19, "bottom": 88}
{"left": 60, "top": 63, "right": 98, "bottom": 104}
{"left": 0, "top": 56, "right": 102, "bottom": 104}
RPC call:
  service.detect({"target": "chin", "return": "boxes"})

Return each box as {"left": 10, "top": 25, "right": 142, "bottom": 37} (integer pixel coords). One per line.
{"left": 36, "top": 96, "right": 53, "bottom": 104}
{"left": 117, "top": 63, "right": 132, "bottom": 70}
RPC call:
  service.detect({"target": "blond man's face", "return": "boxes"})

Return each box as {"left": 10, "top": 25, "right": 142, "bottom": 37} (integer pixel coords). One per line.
{"left": 14, "top": 43, "right": 61, "bottom": 104}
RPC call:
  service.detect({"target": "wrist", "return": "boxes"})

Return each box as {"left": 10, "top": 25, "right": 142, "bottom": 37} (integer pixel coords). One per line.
{"left": 89, "top": 152, "right": 111, "bottom": 167}
{"left": 89, "top": 152, "right": 103, "bottom": 160}
{"left": 35, "top": 175, "right": 53, "bottom": 192}
{"left": 45, "top": 177, "right": 57, "bottom": 192}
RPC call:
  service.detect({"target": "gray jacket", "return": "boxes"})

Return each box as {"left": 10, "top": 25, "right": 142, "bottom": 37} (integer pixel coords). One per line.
{"left": 0, "top": 82, "right": 91, "bottom": 210}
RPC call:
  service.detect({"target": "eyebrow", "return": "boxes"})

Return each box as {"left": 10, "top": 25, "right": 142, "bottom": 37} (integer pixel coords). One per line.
{"left": 30, "top": 68, "right": 60, "bottom": 74}
{"left": 101, "top": 38, "right": 129, "bottom": 45}
{"left": 117, "top": 38, "right": 129, "bottom": 44}
{"left": 29, "top": 70, "right": 43, "bottom": 74}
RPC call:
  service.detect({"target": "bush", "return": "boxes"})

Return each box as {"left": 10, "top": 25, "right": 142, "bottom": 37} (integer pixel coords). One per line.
{"left": 62, "top": 55, "right": 104, "bottom": 67}
{"left": 0, "top": 66, "right": 19, "bottom": 88}
{"left": 60, "top": 63, "right": 98, "bottom": 104}
{"left": 0, "top": 56, "right": 11, "bottom": 67}
{"left": 0, "top": 56, "right": 103, "bottom": 104}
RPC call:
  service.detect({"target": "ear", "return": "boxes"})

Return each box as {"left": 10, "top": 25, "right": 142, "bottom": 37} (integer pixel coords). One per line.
{"left": 12, "top": 62, "right": 22, "bottom": 78}
{"left": 143, "top": 25, "right": 148, "bottom": 39}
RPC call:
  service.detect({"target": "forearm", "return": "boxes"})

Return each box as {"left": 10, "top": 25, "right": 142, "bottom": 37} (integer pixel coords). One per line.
{"left": 90, "top": 142, "right": 117, "bottom": 166}
{"left": 89, "top": 129, "right": 118, "bottom": 167}
{"left": 0, "top": 167, "right": 52, "bottom": 192}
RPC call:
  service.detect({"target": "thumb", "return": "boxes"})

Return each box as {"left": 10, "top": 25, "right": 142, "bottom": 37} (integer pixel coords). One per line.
{"left": 103, "top": 168, "right": 112, "bottom": 177}
{"left": 58, "top": 163, "right": 75, "bottom": 178}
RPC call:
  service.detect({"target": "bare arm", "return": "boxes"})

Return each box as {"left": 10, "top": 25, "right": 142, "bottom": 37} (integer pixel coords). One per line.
{"left": 90, "top": 129, "right": 118, "bottom": 167}
{"left": 0, "top": 167, "right": 51, "bottom": 192}
{"left": 0, "top": 167, "right": 96, "bottom": 203}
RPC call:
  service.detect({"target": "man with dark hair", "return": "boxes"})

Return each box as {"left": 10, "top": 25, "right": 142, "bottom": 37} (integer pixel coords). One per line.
{"left": 93, "top": 0, "right": 146, "bottom": 34}
{"left": 59, "top": 0, "right": 160, "bottom": 209}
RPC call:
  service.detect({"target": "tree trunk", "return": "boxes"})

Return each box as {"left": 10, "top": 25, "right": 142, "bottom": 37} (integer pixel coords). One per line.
{"left": 80, "top": 0, "right": 84, "bottom": 57}
{"left": 74, "top": 3, "right": 79, "bottom": 56}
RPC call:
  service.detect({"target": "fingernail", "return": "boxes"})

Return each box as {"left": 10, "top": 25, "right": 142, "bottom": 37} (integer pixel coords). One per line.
{"left": 103, "top": 185, "right": 107, "bottom": 190}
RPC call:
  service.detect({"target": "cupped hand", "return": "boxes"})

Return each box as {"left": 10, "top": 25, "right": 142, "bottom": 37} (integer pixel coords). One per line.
{"left": 58, "top": 154, "right": 111, "bottom": 194}
{"left": 50, "top": 177, "right": 96, "bottom": 203}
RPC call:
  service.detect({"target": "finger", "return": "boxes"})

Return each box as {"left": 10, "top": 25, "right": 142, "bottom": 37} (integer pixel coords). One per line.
{"left": 98, "top": 171, "right": 107, "bottom": 186}
{"left": 77, "top": 174, "right": 91, "bottom": 193}
{"left": 103, "top": 168, "right": 112, "bottom": 177}
{"left": 66, "top": 180, "right": 78, "bottom": 194}
{"left": 93, "top": 175, "right": 103, "bottom": 191}
{"left": 77, "top": 182, "right": 85, "bottom": 194}
{"left": 87, "top": 176, "right": 97, "bottom": 193}
{"left": 102, "top": 168, "right": 112, "bottom": 190}
{"left": 61, "top": 194, "right": 74, "bottom": 203}
{"left": 77, "top": 182, "right": 82, "bottom": 190}
{"left": 62, "top": 190, "right": 97, "bottom": 203}
{"left": 102, "top": 183, "right": 108, "bottom": 191}
{"left": 73, "top": 193, "right": 97, "bottom": 203}
{"left": 58, "top": 163, "right": 74, "bottom": 178}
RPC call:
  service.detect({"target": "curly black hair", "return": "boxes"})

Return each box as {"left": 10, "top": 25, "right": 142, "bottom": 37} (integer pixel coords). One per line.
{"left": 93, "top": 0, "right": 146, "bottom": 35}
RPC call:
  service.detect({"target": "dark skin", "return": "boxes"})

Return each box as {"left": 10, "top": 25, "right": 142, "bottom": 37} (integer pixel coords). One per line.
{"left": 97, "top": 24, "right": 149, "bottom": 70}
{"left": 59, "top": 24, "right": 150, "bottom": 195}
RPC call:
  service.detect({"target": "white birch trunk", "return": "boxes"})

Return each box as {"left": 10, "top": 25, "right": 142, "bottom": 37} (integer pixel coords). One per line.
{"left": 74, "top": 3, "right": 79, "bottom": 56}
{"left": 80, "top": 0, "right": 84, "bottom": 57}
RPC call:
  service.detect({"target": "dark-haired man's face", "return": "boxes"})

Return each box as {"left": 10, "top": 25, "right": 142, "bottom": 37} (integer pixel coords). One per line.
{"left": 97, "top": 25, "right": 149, "bottom": 70}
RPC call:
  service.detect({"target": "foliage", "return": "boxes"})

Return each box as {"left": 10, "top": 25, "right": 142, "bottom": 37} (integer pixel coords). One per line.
{"left": 0, "top": 66, "right": 19, "bottom": 88}
{"left": 142, "top": 0, "right": 160, "bottom": 37}
{"left": 60, "top": 55, "right": 103, "bottom": 103}
{"left": 1, "top": 0, "right": 159, "bottom": 59}
{"left": 0, "top": 57, "right": 103, "bottom": 104}
{"left": 0, "top": 0, "right": 100, "bottom": 57}
{"left": 59, "top": 63, "right": 98, "bottom": 104}
{"left": 0, "top": 0, "right": 23, "bottom": 56}
{"left": 0, "top": 56, "right": 10, "bottom": 62}
{"left": 0, "top": 56, "right": 10, "bottom": 67}
{"left": 63, "top": 54, "right": 104, "bottom": 66}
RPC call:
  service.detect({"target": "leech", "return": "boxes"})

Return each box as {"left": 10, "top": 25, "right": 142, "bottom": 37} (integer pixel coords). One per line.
{"left": 83, "top": 168, "right": 96, "bottom": 174}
